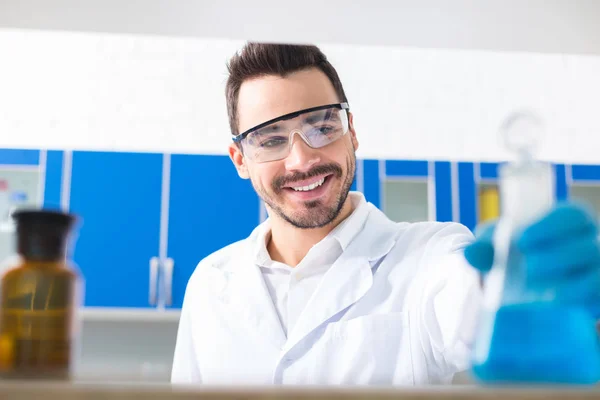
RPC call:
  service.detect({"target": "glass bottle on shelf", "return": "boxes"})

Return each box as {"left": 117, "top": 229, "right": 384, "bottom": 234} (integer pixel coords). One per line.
{"left": 0, "top": 209, "right": 83, "bottom": 380}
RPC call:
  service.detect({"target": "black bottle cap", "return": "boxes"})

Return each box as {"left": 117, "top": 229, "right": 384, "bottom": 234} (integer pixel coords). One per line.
{"left": 12, "top": 209, "right": 77, "bottom": 261}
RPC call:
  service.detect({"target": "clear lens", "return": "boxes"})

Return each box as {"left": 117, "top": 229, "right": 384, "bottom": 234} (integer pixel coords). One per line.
{"left": 241, "top": 107, "right": 349, "bottom": 163}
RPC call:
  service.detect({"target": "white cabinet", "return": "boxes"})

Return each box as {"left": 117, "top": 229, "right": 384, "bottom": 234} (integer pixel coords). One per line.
{"left": 0, "top": 164, "right": 43, "bottom": 261}
{"left": 383, "top": 180, "right": 429, "bottom": 223}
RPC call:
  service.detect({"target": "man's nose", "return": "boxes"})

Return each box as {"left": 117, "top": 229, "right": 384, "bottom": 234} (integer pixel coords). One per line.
{"left": 284, "top": 131, "right": 321, "bottom": 172}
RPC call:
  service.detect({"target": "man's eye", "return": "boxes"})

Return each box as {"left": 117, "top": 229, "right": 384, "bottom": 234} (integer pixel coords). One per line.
{"left": 260, "top": 137, "right": 287, "bottom": 148}
{"left": 314, "top": 125, "right": 338, "bottom": 135}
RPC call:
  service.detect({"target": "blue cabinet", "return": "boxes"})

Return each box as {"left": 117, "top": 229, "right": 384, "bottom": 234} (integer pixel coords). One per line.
{"left": 361, "top": 159, "right": 381, "bottom": 208}
{"left": 566, "top": 165, "right": 600, "bottom": 218}
{"left": 42, "top": 150, "right": 66, "bottom": 210}
{"left": 367, "top": 159, "right": 454, "bottom": 223}
{"left": 462, "top": 162, "right": 500, "bottom": 231}
{"left": 69, "top": 151, "right": 163, "bottom": 308}
{"left": 433, "top": 161, "right": 453, "bottom": 223}
{"left": 166, "top": 154, "right": 260, "bottom": 309}
{"left": 0, "top": 149, "right": 40, "bottom": 166}
{"left": 382, "top": 160, "right": 431, "bottom": 223}
{"left": 457, "top": 161, "right": 571, "bottom": 231}
{"left": 457, "top": 162, "right": 477, "bottom": 231}
{"left": 33, "top": 146, "right": 600, "bottom": 312}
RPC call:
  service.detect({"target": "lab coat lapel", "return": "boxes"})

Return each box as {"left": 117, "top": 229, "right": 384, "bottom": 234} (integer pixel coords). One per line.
{"left": 220, "top": 239, "right": 287, "bottom": 351}
{"left": 285, "top": 205, "right": 400, "bottom": 351}
{"left": 284, "top": 254, "right": 372, "bottom": 353}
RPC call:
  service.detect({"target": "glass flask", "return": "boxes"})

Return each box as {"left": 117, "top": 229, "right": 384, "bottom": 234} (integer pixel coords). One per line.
{"left": 470, "top": 111, "right": 600, "bottom": 384}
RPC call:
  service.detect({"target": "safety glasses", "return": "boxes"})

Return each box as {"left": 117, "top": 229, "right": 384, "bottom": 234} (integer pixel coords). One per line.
{"left": 232, "top": 103, "right": 350, "bottom": 163}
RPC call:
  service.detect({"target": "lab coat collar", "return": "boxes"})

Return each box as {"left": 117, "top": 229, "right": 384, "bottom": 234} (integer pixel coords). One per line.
{"left": 284, "top": 202, "right": 402, "bottom": 351}
{"left": 219, "top": 228, "right": 288, "bottom": 350}
{"left": 253, "top": 191, "right": 370, "bottom": 266}
{"left": 218, "top": 194, "right": 401, "bottom": 352}
{"left": 328, "top": 192, "right": 370, "bottom": 251}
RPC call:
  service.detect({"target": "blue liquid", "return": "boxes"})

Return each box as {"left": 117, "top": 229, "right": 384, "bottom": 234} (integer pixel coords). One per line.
{"left": 471, "top": 303, "right": 600, "bottom": 385}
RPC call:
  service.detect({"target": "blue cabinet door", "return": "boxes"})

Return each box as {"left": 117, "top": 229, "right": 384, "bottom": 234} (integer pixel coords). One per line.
{"left": 69, "top": 151, "right": 163, "bottom": 308}
{"left": 457, "top": 162, "right": 477, "bottom": 231}
{"left": 167, "top": 154, "right": 260, "bottom": 309}
{"left": 42, "top": 150, "right": 65, "bottom": 209}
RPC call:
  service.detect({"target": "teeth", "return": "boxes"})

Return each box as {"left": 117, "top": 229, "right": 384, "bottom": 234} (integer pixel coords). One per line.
{"left": 292, "top": 177, "right": 325, "bottom": 192}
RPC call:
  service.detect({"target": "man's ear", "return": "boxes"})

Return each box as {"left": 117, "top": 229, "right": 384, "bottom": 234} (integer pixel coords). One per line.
{"left": 348, "top": 112, "right": 359, "bottom": 151}
{"left": 229, "top": 143, "right": 250, "bottom": 179}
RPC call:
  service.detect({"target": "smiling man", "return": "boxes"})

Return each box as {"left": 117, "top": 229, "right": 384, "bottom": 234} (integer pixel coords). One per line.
{"left": 171, "top": 42, "right": 600, "bottom": 385}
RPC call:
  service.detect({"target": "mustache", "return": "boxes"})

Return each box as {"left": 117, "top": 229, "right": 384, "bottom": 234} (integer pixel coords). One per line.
{"left": 273, "top": 164, "right": 343, "bottom": 191}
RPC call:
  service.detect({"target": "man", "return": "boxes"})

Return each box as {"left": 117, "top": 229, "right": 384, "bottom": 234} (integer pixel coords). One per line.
{"left": 171, "top": 43, "right": 600, "bottom": 385}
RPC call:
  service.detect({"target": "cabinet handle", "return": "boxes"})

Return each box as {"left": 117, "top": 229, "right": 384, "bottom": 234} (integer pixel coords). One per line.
{"left": 149, "top": 257, "right": 159, "bottom": 305}
{"left": 163, "top": 257, "right": 174, "bottom": 306}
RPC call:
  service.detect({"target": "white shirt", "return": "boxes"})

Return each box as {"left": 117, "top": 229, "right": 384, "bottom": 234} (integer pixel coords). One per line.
{"left": 171, "top": 192, "right": 482, "bottom": 385}
{"left": 255, "top": 193, "right": 368, "bottom": 335}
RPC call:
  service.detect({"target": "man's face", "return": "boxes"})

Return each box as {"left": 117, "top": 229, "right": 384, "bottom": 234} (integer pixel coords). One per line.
{"left": 229, "top": 68, "right": 359, "bottom": 229}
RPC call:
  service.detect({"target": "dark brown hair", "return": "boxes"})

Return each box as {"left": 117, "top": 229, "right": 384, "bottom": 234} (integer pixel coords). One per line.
{"left": 225, "top": 42, "right": 348, "bottom": 136}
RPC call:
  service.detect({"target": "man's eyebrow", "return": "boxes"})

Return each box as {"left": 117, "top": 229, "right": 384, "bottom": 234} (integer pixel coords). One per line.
{"left": 256, "top": 121, "right": 292, "bottom": 135}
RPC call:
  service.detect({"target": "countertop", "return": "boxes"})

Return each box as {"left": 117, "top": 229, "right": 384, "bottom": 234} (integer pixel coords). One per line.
{"left": 0, "top": 381, "right": 600, "bottom": 400}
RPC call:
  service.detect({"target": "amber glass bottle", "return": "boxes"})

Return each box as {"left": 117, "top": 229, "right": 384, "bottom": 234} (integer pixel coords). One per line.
{"left": 0, "top": 209, "right": 82, "bottom": 380}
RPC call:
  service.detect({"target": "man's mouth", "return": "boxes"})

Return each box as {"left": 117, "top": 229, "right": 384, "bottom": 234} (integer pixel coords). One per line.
{"left": 284, "top": 174, "right": 331, "bottom": 192}
{"left": 290, "top": 176, "right": 327, "bottom": 192}
{"left": 273, "top": 164, "right": 343, "bottom": 199}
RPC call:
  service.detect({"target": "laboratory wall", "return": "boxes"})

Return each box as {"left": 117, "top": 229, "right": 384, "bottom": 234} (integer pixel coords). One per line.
{"left": 1, "top": 29, "right": 600, "bottom": 164}
{"left": 2, "top": 28, "right": 600, "bottom": 382}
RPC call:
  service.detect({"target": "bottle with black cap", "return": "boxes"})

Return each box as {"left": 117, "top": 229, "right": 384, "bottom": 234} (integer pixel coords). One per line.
{"left": 0, "top": 208, "right": 82, "bottom": 380}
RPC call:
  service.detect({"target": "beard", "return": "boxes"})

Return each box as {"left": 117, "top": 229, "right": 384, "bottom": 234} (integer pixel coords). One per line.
{"left": 254, "top": 154, "right": 356, "bottom": 229}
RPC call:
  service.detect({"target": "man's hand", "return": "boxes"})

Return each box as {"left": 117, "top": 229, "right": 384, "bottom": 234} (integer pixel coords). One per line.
{"left": 463, "top": 202, "right": 600, "bottom": 318}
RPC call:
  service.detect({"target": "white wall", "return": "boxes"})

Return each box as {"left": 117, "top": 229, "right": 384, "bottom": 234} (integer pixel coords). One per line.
{"left": 1, "top": 28, "right": 599, "bottom": 164}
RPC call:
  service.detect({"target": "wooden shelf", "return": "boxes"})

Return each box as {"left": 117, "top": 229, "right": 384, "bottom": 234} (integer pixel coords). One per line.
{"left": 0, "top": 380, "right": 598, "bottom": 399}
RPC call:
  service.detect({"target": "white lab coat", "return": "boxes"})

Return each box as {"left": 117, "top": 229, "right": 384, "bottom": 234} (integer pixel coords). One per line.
{"left": 171, "top": 198, "right": 483, "bottom": 385}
